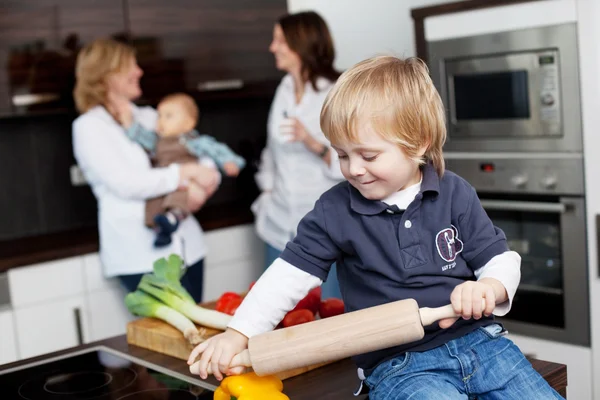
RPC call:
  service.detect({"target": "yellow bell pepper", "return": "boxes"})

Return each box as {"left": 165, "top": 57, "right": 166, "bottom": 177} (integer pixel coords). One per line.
{"left": 213, "top": 371, "right": 290, "bottom": 400}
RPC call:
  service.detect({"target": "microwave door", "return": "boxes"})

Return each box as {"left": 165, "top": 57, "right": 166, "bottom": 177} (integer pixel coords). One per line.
{"left": 445, "top": 51, "right": 560, "bottom": 139}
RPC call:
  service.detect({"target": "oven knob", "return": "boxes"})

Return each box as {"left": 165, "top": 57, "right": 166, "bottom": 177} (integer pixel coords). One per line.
{"left": 511, "top": 174, "right": 528, "bottom": 188}
{"left": 541, "top": 93, "right": 555, "bottom": 106}
{"left": 541, "top": 176, "right": 557, "bottom": 189}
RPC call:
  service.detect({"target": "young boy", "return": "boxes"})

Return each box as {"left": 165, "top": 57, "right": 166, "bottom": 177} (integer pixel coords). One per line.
{"left": 126, "top": 93, "right": 245, "bottom": 247}
{"left": 187, "top": 56, "right": 563, "bottom": 399}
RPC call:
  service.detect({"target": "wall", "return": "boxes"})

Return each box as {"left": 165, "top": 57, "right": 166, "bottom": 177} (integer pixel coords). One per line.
{"left": 424, "top": 0, "right": 576, "bottom": 41}
{"left": 287, "top": 0, "right": 449, "bottom": 70}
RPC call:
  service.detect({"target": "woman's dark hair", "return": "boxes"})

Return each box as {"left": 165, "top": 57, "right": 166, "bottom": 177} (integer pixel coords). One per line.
{"left": 278, "top": 11, "right": 340, "bottom": 90}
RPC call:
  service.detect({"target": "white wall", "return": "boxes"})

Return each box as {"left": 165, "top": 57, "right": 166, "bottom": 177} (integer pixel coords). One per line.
{"left": 575, "top": 1, "right": 600, "bottom": 398}
{"left": 287, "top": 0, "right": 449, "bottom": 70}
{"left": 425, "top": 0, "right": 576, "bottom": 41}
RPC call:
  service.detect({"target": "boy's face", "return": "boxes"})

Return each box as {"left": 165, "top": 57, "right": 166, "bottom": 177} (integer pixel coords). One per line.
{"left": 156, "top": 100, "right": 195, "bottom": 137}
{"left": 332, "top": 120, "right": 425, "bottom": 200}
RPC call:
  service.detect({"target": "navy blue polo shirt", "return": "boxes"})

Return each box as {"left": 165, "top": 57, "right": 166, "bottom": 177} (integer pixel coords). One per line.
{"left": 280, "top": 163, "right": 508, "bottom": 375}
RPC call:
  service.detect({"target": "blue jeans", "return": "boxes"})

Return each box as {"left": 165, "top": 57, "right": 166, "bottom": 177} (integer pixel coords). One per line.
{"left": 118, "top": 258, "right": 205, "bottom": 303}
{"left": 365, "top": 324, "right": 564, "bottom": 400}
{"left": 264, "top": 242, "right": 342, "bottom": 299}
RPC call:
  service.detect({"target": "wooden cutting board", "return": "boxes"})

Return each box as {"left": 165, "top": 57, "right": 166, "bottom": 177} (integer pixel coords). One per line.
{"left": 126, "top": 300, "right": 332, "bottom": 380}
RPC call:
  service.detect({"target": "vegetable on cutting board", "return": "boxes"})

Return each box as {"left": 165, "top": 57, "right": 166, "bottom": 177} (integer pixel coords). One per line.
{"left": 215, "top": 292, "right": 243, "bottom": 316}
{"left": 213, "top": 372, "right": 289, "bottom": 400}
{"left": 125, "top": 254, "right": 232, "bottom": 342}
{"left": 319, "top": 298, "right": 345, "bottom": 318}
{"left": 125, "top": 291, "right": 204, "bottom": 344}
{"left": 282, "top": 309, "right": 315, "bottom": 327}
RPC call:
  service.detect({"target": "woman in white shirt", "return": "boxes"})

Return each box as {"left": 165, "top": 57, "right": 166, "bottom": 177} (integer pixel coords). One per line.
{"left": 72, "top": 39, "right": 220, "bottom": 301}
{"left": 253, "top": 12, "right": 344, "bottom": 298}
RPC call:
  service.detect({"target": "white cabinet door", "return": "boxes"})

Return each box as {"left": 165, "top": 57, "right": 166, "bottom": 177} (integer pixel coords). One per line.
{"left": 82, "top": 253, "right": 121, "bottom": 293}
{"left": 202, "top": 224, "right": 264, "bottom": 302}
{"left": 0, "top": 308, "right": 18, "bottom": 364}
{"left": 14, "top": 296, "right": 89, "bottom": 359}
{"left": 507, "top": 333, "right": 593, "bottom": 400}
{"left": 203, "top": 258, "right": 264, "bottom": 302}
{"left": 86, "top": 287, "right": 133, "bottom": 342}
{"left": 8, "top": 256, "right": 85, "bottom": 307}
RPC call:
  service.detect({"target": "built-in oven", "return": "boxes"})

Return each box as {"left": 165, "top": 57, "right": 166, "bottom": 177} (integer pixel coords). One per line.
{"left": 428, "top": 23, "right": 582, "bottom": 153}
{"left": 447, "top": 156, "right": 590, "bottom": 346}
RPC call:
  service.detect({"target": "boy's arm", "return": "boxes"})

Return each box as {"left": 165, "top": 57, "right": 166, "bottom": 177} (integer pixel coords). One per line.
{"left": 228, "top": 258, "right": 322, "bottom": 337}
{"left": 125, "top": 121, "right": 158, "bottom": 151}
{"left": 457, "top": 184, "right": 521, "bottom": 313}
{"left": 474, "top": 251, "right": 521, "bottom": 315}
{"left": 185, "top": 135, "right": 246, "bottom": 171}
{"left": 228, "top": 198, "right": 340, "bottom": 337}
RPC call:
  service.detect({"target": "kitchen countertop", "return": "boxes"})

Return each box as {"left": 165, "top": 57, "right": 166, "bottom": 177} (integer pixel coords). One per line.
{"left": 0, "top": 201, "right": 254, "bottom": 273}
{"left": 0, "top": 335, "right": 568, "bottom": 399}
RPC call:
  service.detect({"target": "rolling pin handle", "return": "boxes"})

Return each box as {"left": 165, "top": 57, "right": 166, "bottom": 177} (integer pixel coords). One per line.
{"left": 419, "top": 299, "right": 487, "bottom": 327}
{"left": 190, "top": 349, "right": 252, "bottom": 376}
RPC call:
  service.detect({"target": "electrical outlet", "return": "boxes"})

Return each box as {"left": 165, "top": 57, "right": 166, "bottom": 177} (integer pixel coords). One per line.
{"left": 70, "top": 165, "right": 88, "bottom": 186}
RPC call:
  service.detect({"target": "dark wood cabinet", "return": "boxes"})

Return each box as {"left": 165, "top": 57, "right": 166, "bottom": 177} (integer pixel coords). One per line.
{"left": 0, "top": 0, "right": 126, "bottom": 117}
{"left": 0, "top": 0, "right": 285, "bottom": 117}
{"left": 0, "top": 0, "right": 286, "bottom": 242}
{"left": 127, "top": 0, "right": 284, "bottom": 103}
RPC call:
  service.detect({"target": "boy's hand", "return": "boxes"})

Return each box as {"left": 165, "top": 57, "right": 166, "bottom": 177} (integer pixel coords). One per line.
{"left": 439, "top": 279, "right": 505, "bottom": 329}
{"left": 223, "top": 162, "right": 240, "bottom": 177}
{"left": 187, "top": 328, "right": 249, "bottom": 381}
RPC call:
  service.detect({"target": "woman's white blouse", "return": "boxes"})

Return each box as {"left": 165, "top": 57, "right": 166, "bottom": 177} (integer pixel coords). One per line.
{"left": 72, "top": 105, "right": 207, "bottom": 277}
{"left": 253, "top": 74, "right": 344, "bottom": 251}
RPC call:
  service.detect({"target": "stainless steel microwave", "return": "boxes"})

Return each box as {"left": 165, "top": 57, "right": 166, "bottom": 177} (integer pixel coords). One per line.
{"left": 428, "top": 23, "right": 582, "bottom": 153}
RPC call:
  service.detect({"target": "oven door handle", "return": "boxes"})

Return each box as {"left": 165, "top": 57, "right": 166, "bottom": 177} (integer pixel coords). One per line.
{"left": 480, "top": 200, "right": 566, "bottom": 214}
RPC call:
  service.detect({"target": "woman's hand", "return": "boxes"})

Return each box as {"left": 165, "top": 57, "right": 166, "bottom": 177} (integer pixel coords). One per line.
{"left": 438, "top": 279, "right": 502, "bottom": 329}
{"left": 187, "top": 328, "right": 249, "bottom": 381}
{"left": 186, "top": 183, "right": 209, "bottom": 212}
{"left": 284, "top": 118, "right": 330, "bottom": 160}
{"left": 179, "top": 163, "right": 220, "bottom": 193}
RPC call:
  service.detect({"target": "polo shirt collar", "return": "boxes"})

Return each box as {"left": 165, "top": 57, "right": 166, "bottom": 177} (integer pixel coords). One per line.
{"left": 349, "top": 163, "right": 440, "bottom": 215}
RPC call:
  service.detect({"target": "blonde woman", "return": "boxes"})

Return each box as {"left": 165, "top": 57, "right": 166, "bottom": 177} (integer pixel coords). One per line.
{"left": 72, "top": 38, "right": 219, "bottom": 301}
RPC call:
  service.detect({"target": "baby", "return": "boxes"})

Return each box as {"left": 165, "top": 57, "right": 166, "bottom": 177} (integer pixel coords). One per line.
{"left": 126, "top": 93, "right": 245, "bottom": 247}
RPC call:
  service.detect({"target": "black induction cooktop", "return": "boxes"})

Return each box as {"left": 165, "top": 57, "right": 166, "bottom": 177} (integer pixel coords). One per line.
{"left": 0, "top": 346, "right": 216, "bottom": 400}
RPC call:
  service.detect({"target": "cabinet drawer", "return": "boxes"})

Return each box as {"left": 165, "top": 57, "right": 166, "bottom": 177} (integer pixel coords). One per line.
{"left": 14, "top": 296, "right": 88, "bottom": 359}
{"left": 9, "top": 256, "right": 85, "bottom": 307}
{"left": 0, "top": 309, "right": 18, "bottom": 364}
{"left": 204, "top": 224, "right": 263, "bottom": 265}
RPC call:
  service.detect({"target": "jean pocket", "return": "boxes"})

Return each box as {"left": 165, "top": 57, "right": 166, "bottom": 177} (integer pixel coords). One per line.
{"left": 366, "top": 353, "right": 412, "bottom": 390}
{"left": 479, "top": 323, "right": 507, "bottom": 339}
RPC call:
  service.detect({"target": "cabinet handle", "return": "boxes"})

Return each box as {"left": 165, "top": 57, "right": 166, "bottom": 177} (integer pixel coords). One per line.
{"left": 597, "top": 215, "right": 600, "bottom": 278}
{"left": 73, "top": 307, "right": 83, "bottom": 345}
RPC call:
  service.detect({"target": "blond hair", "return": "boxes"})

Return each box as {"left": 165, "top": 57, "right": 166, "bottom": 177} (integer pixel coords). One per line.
{"left": 321, "top": 56, "right": 447, "bottom": 176}
{"left": 159, "top": 93, "right": 199, "bottom": 124}
{"left": 73, "top": 38, "right": 136, "bottom": 113}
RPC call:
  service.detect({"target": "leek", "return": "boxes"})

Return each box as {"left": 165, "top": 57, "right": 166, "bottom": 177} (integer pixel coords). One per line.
{"left": 125, "top": 291, "right": 204, "bottom": 344}
{"left": 138, "top": 255, "right": 232, "bottom": 330}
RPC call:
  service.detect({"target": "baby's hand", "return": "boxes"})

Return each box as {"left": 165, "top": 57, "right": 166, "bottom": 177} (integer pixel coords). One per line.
{"left": 439, "top": 281, "right": 496, "bottom": 329}
{"left": 223, "top": 162, "right": 240, "bottom": 177}
{"left": 187, "top": 328, "right": 249, "bottom": 381}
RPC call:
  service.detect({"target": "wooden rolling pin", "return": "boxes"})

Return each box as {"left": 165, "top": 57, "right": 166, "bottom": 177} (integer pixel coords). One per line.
{"left": 190, "top": 298, "right": 478, "bottom": 377}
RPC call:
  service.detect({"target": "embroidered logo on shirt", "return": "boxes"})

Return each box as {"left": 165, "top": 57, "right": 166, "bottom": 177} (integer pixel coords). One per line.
{"left": 435, "top": 225, "right": 463, "bottom": 263}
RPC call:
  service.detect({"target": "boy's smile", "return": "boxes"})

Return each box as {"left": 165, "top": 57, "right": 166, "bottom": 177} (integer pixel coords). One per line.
{"left": 332, "top": 120, "right": 425, "bottom": 200}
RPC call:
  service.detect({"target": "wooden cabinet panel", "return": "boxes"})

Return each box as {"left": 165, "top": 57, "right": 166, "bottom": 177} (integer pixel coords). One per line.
{"left": 0, "top": 0, "right": 125, "bottom": 117}
{"left": 126, "top": 0, "right": 285, "bottom": 101}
